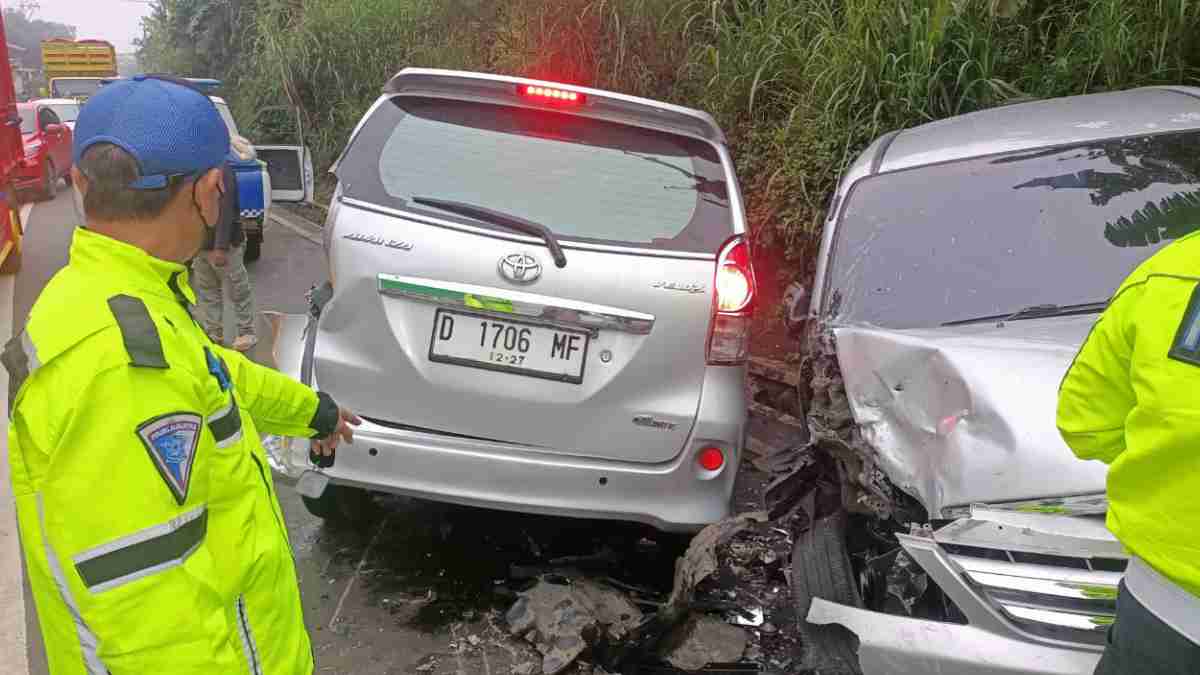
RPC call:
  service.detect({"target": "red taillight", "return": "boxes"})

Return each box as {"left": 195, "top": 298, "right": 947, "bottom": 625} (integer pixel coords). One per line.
{"left": 716, "top": 238, "right": 754, "bottom": 313}
{"left": 697, "top": 447, "right": 725, "bottom": 471}
{"left": 707, "top": 237, "right": 756, "bottom": 365}
{"left": 520, "top": 84, "right": 585, "bottom": 104}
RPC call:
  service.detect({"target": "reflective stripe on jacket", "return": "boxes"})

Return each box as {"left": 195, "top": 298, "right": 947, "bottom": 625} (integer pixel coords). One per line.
{"left": 4, "top": 228, "right": 329, "bottom": 674}
{"left": 1058, "top": 229, "right": 1200, "bottom": 600}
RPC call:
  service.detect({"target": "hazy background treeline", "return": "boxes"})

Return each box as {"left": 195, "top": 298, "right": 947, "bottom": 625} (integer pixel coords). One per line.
{"left": 136, "top": 0, "right": 1200, "bottom": 283}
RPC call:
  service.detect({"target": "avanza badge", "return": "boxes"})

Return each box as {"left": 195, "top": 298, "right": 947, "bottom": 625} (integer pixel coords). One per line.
{"left": 137, "top": 412, "right": 202, "bottom": 505}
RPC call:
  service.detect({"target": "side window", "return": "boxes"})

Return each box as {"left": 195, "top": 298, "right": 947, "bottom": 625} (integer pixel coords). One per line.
{"left": 38, "top": 108, "right": 60, "bottom": 129}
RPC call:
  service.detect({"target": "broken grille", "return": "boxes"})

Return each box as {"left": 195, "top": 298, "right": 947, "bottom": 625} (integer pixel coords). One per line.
{"left": 946, "top": 547, "right": 1123, "bottom": 645}
{"left": 930, "top": 509, "right": 1127, "bottom": 647}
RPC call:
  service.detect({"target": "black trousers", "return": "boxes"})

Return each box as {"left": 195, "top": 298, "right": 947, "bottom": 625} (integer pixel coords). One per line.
{"left": 1095, "top": 582, "right": 1200, "bottom": 674}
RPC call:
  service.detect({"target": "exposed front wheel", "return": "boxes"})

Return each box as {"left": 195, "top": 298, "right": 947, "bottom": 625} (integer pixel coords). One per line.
{"left": 791, "top": 511, "right": 864, "bottom": 674}
{"left": 301, "top": 484, "right": 376, "bottom": 523}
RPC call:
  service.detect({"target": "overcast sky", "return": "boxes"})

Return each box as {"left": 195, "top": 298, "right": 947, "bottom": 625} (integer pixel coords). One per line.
{"left": 33, "top": 0, "right": 152, "bottom": 53}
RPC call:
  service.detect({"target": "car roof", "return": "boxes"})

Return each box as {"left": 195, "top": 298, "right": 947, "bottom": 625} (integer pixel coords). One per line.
{"left": 876, "top": 86, "right": 1200, "bottom": 174}
{"left": 33, "top": 98, "right": 79, "bottom": 106}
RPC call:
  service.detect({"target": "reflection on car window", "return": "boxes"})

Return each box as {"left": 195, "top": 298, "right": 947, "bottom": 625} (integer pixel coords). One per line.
{"left": 829, "top": 131, "right": 1200, "bottom": 329}
{"left": 46, "top": 104, "right": 79, "bottom": 123}
{"left": 18, "top": 108, "right": 35, "bottom": 134}
{"left": 338, "top": 96, "right": 732, "bottom": 252}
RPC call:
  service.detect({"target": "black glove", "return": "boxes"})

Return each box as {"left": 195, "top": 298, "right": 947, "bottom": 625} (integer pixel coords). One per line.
{"left": 308, "top": 391, "right": 340, "bottom": 468}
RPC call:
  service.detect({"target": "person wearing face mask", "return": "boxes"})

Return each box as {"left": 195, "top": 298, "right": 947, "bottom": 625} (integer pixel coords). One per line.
{"left": 191, "top": 135, "right": 259, "bottom": 351}
{"left": 1, "top": 75, "right": 358, "bottom": 674}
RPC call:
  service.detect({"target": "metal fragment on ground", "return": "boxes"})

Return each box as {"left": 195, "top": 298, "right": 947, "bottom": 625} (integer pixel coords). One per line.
{"left": 666, "top": 513, "right": 764, "bottom": 617}
{"left": 660, "top": 614, "right": 749, "bottom": 671}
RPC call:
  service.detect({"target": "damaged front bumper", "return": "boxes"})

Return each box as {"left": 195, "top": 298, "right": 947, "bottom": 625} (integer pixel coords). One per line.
{"left": 810, "top": 507, "right": 1124, "bottom": 675}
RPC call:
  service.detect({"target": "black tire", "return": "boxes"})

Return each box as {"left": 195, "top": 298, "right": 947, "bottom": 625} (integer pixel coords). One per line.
{"left": 244, "top": 234, "right": 262, "bottom": 262}
{"left": 792, "top": 511, "right": 864, "bottom": 674}
{"left": 42, "top": 161, "right": 57, "bottom": 201}
{"left": 301, "top": 484, "right": 375, "bottom": 522}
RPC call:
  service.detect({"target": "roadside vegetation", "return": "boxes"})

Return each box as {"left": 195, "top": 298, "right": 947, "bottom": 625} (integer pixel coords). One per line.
{"left": 139, "top": 0, "right": 1200, "bottom": 291}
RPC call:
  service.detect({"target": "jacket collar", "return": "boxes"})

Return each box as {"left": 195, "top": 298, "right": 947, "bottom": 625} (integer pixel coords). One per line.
{"left": 69, "top": 228, "right": 197, "bottom": 305}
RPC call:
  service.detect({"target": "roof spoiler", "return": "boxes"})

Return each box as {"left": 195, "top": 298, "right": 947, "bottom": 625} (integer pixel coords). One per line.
{"left": 381, "top": 68, "right": 726, "bottom": 145}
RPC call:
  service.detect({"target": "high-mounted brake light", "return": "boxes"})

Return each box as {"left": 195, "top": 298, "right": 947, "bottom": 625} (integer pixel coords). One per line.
{"left": 707, "top": 237, "right": 756, "bottom": 365}
{"left": 520, "top": 84, "right": 585, "bottom": 104}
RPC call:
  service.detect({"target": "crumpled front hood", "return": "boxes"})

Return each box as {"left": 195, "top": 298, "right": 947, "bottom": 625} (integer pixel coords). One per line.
{"left": 833, "top": 314, "right": 1109, "bottom": 516}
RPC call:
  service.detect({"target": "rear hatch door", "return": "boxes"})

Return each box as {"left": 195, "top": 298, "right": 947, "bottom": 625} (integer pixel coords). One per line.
{"left": 316, "top": 87, "right": 739, "bottom": 464}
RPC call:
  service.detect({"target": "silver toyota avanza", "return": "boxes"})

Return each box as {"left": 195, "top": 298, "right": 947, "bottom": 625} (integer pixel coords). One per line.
{"left": 266, "top": 69, "right": 754, "bottom": 532}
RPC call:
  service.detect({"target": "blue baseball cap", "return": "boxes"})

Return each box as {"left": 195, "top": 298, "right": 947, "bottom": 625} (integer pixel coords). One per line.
{"left": 73, "top": 75, "right": 230, "bottom": 190}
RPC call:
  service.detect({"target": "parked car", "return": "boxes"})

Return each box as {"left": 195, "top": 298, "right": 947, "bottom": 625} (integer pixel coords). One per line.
{"left": 97, "top": 76, "right": 315, "bottom": 261}
{"left": 264, "top": 68, "right": 753, "bottom": 532}
{"left": 781, "top": 86, "right": 1200, "bottom": 674}
{"left": 15, "top": 101, "right": 72, "bottom": 200}
{"left": 199, "top": 80, "right": 313, "bottom": 261}
{"left": 33, "top": 98, "right": 80, "bottom": 131}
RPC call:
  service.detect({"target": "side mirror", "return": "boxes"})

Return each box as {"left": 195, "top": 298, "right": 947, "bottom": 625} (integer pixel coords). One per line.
{"left": 44, "top": 123, "right": 63, "bottom": 136}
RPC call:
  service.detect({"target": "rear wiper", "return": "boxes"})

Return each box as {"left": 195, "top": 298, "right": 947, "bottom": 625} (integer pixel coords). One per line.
{"left": 942, "top": 301, "right": 1109, "bottom": 327}
{"left": 411, "top": 196, "right": 567, "bottom": 268}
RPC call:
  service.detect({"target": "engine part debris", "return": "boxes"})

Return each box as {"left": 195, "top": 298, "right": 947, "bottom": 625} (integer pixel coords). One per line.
{"left": 660, "top": 615, "right": 749, "bottom": 671}
{"left": 884, "top": 550, "right": 928, "bottom": 616}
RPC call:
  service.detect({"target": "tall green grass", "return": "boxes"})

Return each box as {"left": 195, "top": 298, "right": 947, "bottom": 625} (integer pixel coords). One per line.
{"left": 198, "top": 0, "right": 1200, "bottom": 267}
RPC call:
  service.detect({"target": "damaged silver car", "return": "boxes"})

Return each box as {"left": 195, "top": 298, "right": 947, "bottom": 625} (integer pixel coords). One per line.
{"left": 776, "top": 86, "right": 1200, "bottom": 674}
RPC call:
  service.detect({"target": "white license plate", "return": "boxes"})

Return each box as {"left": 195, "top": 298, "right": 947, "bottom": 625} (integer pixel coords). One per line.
{"left": 429, "top": 309, "right": 589, "bottom": 384}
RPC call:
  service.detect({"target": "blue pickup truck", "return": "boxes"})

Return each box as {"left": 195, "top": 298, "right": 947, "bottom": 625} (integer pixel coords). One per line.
{"left": 102, "top": 77, "right": 314, "bottom": 261}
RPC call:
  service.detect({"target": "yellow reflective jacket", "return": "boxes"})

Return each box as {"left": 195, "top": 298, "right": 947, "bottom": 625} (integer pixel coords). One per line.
{"left": 4, "top": 228, "right": 335, "bottom": 674}
{"left": 1058, "top": 230, "right": 1200, "bottom": 599}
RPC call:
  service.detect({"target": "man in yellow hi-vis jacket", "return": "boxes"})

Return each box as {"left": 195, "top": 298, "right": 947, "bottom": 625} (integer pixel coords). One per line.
{"left": 2, "top": 75, "right": 359, "bottom": 673}
{"left": 1058, "top": 229, "right": 1200, "bottom": 673}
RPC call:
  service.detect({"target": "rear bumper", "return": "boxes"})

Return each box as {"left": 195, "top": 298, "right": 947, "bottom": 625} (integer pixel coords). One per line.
{"left": 13, "top": 162, "right": 41, "bottom": 189}
{"left": 270, "top": 418, "right": 738, "bottom": 532}
{"left": 261, "top": 312, "right": 743, "bottom": 532}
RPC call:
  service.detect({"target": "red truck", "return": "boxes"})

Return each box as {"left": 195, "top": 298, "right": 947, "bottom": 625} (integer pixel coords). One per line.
{"left": 0, "top": 11, "right": 24, "bottom": 273}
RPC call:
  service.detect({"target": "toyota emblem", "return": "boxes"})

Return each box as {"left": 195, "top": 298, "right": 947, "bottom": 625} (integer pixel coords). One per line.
{"left": 498, "top": 252, "right": 543, "bottom": 284}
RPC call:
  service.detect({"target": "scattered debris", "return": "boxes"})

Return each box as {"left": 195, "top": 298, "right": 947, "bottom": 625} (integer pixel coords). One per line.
{"left": 729, "top": 607, "right": 764, "bottom": 627}
{"left": 660, "top": 615, "right": 748, "bottom": 671}
{"left": 665, "top": 513, "right": 765, "bottom": 617}
{"left": 506, "top": 577, "right": 644, "bottom": 674}
{"left": 511, "top": 662, "right": 537, "bottom": 675}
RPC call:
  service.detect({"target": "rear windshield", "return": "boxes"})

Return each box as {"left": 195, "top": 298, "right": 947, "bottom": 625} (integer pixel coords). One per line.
{"left": 828, "top": 130, "right": 1200, "bottom": 329}
{"left": 51, "top": 79, "right": 101, "bottom": 99}
{"left": 336, "top": 96, "right": 733, "bottom": 252}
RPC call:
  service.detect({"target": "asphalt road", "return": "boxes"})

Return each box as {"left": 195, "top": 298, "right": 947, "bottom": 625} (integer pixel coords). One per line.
{"left": 8, "top": 190, "right": 731, "bottom": 675}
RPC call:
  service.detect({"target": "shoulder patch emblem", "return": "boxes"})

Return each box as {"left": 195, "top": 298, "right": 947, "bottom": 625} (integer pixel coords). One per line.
{"left": 1169, "top": 285, "right": 1200, "bottom": 367}
{"left": 137, "top": 412, "right": 202, "bottom": 505}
